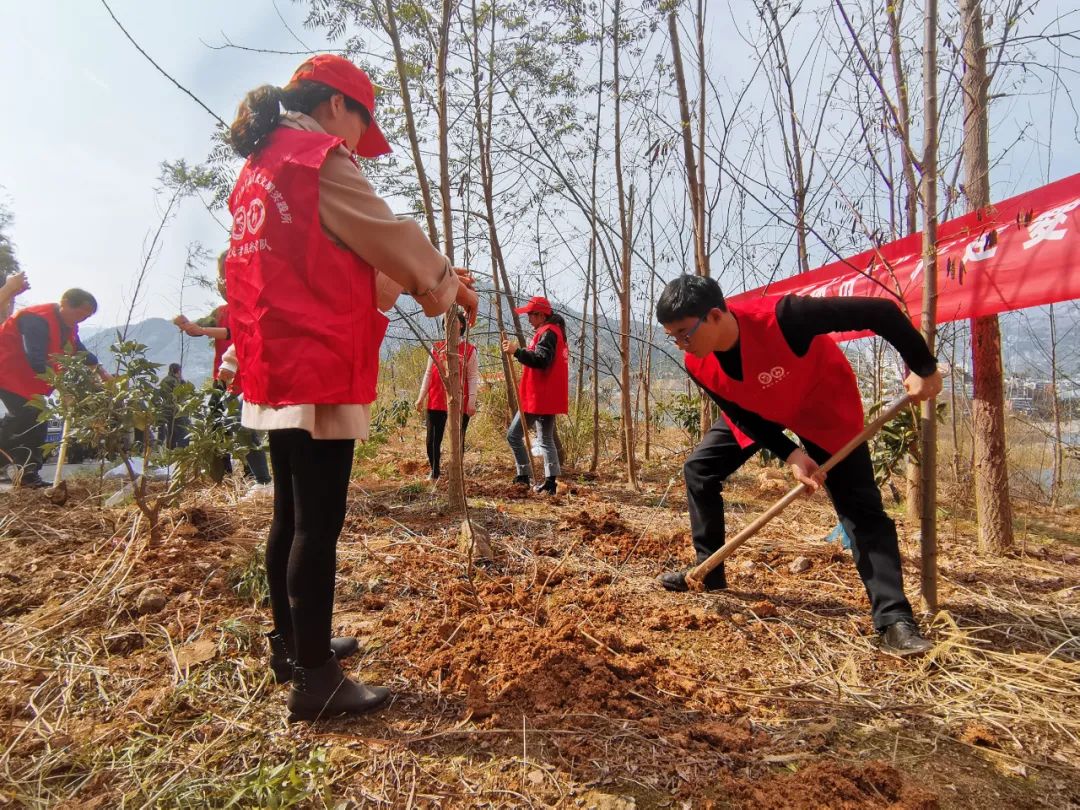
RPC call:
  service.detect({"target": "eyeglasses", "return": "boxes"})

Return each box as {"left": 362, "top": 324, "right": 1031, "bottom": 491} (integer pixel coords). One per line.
{"left": 667, "top": 315, "right": 706, "bottom": 346}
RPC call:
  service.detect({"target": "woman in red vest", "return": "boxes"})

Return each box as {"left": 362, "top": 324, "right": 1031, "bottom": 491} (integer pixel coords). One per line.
{"left": 501, "top": 296, "right": 569, "bottom": 495}
{"left": 224, "top": 55, "right": 477, "bottom": 721}
{"left": 655, "top": 275, "right": 942, "bottom": 657}
{"left": 415, "top": 312, "right": 479, "bottom": 480}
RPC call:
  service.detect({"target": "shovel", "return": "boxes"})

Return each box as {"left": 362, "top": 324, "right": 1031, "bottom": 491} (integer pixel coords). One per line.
{"left": 686, "top": 394, "right": 913, "bottom": 590}
{"left": 47, "top": 416, "right": 72, "bottom": 505}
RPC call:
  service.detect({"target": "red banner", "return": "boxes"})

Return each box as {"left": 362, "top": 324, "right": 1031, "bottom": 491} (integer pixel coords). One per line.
{"left": 730, "top": 173, "right": 1080, "bottom": 334}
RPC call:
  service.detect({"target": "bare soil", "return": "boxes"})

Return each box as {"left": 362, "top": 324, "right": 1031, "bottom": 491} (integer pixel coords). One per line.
{"left": 1, "top": 436, "right": 1078, "bottom": 808}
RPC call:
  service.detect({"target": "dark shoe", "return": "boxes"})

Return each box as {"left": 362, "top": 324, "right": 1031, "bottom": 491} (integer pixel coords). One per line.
{"left": 267, "top": 632, "right": 361, "bottom": 684}
{"left": 286, "top": 653, "right": 391, "bottom": 722}
{"left": 511, "top": 475, "right": 531, "bottom": 487}
{"left": 879, "top": 620, "right": 933, "bottom": 657}
{"left": 534, "top": 476, "right": 557, "bottom": 496}
{"left": 17, "top": 472, "right": 49, "bottom": 489}
{"left": 657, "top": 566, "right": 727, "bottom": 593}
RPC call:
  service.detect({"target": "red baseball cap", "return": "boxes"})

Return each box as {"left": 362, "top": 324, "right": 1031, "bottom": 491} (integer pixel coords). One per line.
{"left": 289, "top": 54, "right": 392, "bottom": 158}
{"left": 514, "top": 296, "right": 553, "bottom": 315}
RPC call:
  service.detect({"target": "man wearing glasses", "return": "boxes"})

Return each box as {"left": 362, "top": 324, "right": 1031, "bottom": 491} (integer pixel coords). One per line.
{"left": 655, "top": 274, "right": 942, "bottom": 657}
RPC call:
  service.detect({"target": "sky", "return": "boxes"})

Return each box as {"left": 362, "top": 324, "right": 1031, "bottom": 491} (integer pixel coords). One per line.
{"left": 0, "top": 1, "right": 335, "bottom": 331}
{"left": 0, "top": 1, "right": 1076, "bottom": 338}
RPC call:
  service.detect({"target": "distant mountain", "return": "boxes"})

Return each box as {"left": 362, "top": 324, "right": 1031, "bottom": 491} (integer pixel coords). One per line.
{"left": 83, "top": 318, "right": 215, "bottom": 384}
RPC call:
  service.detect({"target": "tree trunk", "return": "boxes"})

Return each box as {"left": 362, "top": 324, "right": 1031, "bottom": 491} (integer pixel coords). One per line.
{"left": 1049, "top": 304, "right": 1063, "bottom": 505}
{"left": 667, "top": 9, "right": 705, "bottom": 277}
{"left": 612, "top": 0, "right": 638, "bottom": 491}
{"left": 379, "top": 0, "right": 439, "bottom": 244}
{"left": 961, "top": 0, "right": 1014, "bottom": 554}
{"left": 918, "top": 0, "right": 939, "bottom": 610}
{"left": 436, "top": 0, "right": 465, "bottom": 514}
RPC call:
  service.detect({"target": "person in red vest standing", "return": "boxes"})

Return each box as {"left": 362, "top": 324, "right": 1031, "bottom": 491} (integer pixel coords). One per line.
{"left": 655, "top": 275, "right": 942, "bottom": 657}
{"left": 415, "top": 312, "right": 479, "bottom": 480}
{"left": 0, "top": 288, "right": 109, "bottom": 487}
{"left": 501, "top": 296, "right": 569, "bottom": 495}
{"left": 223, "top": 54, "right": 477, "bottom": 721}
{"left": 174, "top": 254, "right": 271, "bottom": 489}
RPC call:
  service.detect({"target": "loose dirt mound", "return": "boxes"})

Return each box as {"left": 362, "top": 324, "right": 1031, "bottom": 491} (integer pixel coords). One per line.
{"left": 724, "top": 759, "right": 939, "bottom": 809}
{"left": 391, "top": 576, "right": 666, "bottom": 722}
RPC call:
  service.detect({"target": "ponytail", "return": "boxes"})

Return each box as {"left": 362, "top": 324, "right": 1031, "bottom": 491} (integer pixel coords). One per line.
{"left": 228, "top": 80, "right": 374, "bottom": 158}
{"left": 545, "top": 312, "right": 568, "bottom": 342}
{"left": 228, "top": 85, "right": 284, "bottom": 158}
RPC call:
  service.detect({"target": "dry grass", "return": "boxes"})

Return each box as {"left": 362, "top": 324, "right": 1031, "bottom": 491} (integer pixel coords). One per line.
{"left": 0, "top": 430, "right": 1077, "bottom": 808}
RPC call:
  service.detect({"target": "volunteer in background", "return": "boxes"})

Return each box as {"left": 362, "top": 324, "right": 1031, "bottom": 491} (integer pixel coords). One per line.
{"left": 415, "top": 312, "right": 479, "bottom": 480}
{"left": 501, "top": 296, "right": 569, "bottom": 496}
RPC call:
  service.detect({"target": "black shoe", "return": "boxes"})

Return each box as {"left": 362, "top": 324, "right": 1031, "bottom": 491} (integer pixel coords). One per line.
{"left": 878, "top": 620, "right": 933, "bottom": 657}
{"left": 511, "top": 475, "right": 531, "bottom": 487}
{"left": 287, "top": 653, "right": 391, "bottom": 722}
{"left": 657, "top": 566, "right": 727, "bottom": 593}
{"left": 267, "top": 632, "right": 361, "bottom": 684}
{"left": 534, "top": 476, "right": 557, "bottom": 496}
{"left": 17, "top": 472, "right": 49, "bottom": 489}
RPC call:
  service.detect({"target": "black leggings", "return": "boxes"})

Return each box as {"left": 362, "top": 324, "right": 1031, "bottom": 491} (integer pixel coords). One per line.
{"left": 266, "top": 429, "right": 354, "bottom": 667}
{"left": 425, "top": 409, "right": 470, "bottom": 477}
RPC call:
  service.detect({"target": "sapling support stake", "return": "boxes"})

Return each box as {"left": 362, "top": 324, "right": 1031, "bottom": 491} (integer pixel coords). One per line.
{"left": 686, "top": 395, "right": 913, "bottom": 590}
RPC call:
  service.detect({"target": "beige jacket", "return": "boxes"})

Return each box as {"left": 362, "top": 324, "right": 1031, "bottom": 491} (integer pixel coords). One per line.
{"left": 240, "top": 113, "right": 460, "bottom": 440}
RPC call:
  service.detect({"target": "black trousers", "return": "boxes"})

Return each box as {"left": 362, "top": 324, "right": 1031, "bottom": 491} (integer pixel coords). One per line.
{"left": 0, "top": 389, "right": 47, "bottom": 472}
{"left": 266, "top": 429, "right": 354, "bottom": 668}
{"left": 425, "top": 409, "right": 470, "bottom": 478}
{"left": 684, "top": 417, "right": 914, "bottom": 631}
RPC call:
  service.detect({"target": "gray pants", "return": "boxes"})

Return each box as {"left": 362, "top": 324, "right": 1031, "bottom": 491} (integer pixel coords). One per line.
{"left": 506, "top": 412, "right": 560, "bottom": 478}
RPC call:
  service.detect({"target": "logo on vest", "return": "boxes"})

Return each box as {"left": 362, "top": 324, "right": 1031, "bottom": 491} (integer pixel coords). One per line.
{"left": 756, "top": 366, "right": 787, "bottom": 388}
{"left": 231, "top": 199, "right": 267, "bottom": 241}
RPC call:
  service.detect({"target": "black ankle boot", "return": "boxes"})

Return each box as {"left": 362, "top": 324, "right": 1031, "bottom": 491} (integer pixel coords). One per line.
{"left": 286, "top": 653, "right": 391, "bottom": 722}
{"left": 534, "top": 476, "right": 557, "bottom": 495}
{"left": 511, "top": 475, "right": 531, "bottom": 487}
{"left": 267, "top": 631, "right": 361, "bottom": 684}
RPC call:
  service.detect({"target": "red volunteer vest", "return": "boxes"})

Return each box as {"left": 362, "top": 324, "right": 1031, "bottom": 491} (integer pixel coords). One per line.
{"left": 427, "top": 340, "right": 476, "bottom": 412}
{"left": 210, "top": 305, "right": 243, "bottom": 394}
{"left": 519, "top": 323, "right": 569, "bottom": 416}
{"left": 0, "top": 304, "right": 72, "bottom": 398}
{"left": 225, "top": 126, "right": 388, "bottom": 406}
{"left": 684, "top": 297, "right": 863, "bottom": 454}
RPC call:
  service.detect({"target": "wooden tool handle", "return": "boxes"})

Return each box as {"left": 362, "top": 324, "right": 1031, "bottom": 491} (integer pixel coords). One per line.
{"left": 687, "top": 394, "right": 913, "bottom": 587}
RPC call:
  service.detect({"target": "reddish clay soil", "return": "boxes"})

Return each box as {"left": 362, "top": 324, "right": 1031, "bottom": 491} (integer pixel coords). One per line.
{"left": 2, "top": 454, "right": 1078, "bottom": 808}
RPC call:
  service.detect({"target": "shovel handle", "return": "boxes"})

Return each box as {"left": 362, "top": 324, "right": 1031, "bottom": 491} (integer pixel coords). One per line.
{"left": 686, "top": 394, "right": 913, "bottom": 588}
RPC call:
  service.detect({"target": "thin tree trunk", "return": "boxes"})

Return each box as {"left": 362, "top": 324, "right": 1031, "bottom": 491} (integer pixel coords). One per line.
{"left": 436, "top": 0, "right": 465, "bottom": 514}
{"left": 589, "top": 0, "right": 606, "bottom": 475}
{"left": 378, "top": 0, "right": 438, "bottom": 244}
{"left": 961, "top": 0, "right": 1013, "bottom": 554}
{"left": 612, "top": 0, "right": 638, "bottom": 490}
{"left": 667, "top": 9, "right": 704, "bottom": 277}
{"left": 918, "top": 0, "right": 939, "bottom": 610}
{"left": 1049, "top": 305, "right": 1063, "bottom": 504}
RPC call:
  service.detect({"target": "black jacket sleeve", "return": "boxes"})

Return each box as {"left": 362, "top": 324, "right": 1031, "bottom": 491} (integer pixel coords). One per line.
{"left": 72, "top": 336, "right": 99, "bottom": 367}
{"left": 514, "top": 329, "right": 557, "bottom": 370}
{"left": 776, "top": 295, "right": 938, "bottom": 377}
{"left": 687, "top": 366, "right": 799, "bottom": 460}
{"left": 18, "top": 314, "right": 50, "bottom": 373}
